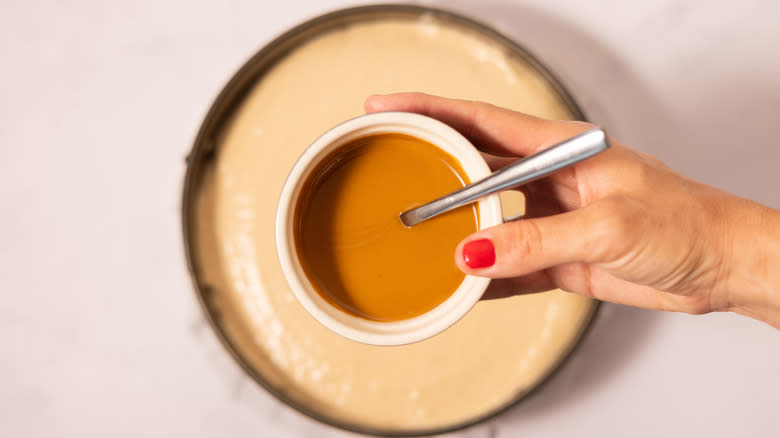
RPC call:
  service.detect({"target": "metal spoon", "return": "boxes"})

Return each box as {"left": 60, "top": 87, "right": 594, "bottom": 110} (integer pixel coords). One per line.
{"left": 399, "top": 128, "right": 610, "bottom": 227}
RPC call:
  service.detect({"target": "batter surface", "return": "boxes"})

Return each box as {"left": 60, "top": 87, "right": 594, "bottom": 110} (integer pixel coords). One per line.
{"left": 193, "top": 16, "right": 595, "bottom": 431}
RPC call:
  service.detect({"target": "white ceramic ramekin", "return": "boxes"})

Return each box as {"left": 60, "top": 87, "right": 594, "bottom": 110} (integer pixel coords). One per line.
{"left": 275, "top": 112, "right": 502, "bottom": 345}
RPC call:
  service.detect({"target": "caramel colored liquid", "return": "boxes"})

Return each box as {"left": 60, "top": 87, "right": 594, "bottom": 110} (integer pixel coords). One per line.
{"left": 295, "top": 133, "right": 478, "bottom": 322}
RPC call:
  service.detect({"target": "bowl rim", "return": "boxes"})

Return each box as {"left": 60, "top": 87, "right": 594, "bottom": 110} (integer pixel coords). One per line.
{"left": 274, "top": 111, "right": 503, "bottom": 346}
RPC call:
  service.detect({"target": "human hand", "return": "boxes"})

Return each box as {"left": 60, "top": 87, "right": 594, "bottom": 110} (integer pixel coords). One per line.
{"left": 365, "top": 93, "right": 780, "bottom": 328}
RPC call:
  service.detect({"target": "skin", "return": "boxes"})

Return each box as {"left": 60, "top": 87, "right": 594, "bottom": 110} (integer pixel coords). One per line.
{"left": 365, "top": 93, "right": 780, "bottom": 329}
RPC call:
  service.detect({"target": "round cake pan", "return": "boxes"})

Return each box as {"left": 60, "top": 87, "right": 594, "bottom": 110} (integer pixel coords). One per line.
{"left": 182, "top": 4, "right": 598, "bottom": 436}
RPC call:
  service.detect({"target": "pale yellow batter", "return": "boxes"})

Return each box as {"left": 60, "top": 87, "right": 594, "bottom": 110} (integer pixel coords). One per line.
{"left": 193, "top": 16, "right": 595, "bottom": 431}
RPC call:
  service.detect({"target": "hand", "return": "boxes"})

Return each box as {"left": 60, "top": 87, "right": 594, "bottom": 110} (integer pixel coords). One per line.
{"left": 365, "top": 93, "right": 780, "bottom": 328}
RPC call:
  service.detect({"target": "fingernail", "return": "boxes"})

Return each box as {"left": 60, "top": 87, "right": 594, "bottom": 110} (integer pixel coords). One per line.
{"left": 462, "top": 239, "right": 495, "bottom": 269}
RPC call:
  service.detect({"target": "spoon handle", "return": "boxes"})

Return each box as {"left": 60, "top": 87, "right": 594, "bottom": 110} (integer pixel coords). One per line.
{"left": 400, "top": 128, "right": 610, "bottom": 227}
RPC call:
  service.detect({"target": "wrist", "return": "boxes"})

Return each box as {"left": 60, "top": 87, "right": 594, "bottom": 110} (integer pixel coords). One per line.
{"left": 723, "top": 200, "right": 780, "bottom": 329}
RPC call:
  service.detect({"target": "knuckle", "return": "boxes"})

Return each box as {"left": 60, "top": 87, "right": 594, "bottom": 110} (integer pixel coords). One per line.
{"left": 465, "top": 101, "right": 502, "bottom": 142}
{"left": 505, "top": 220, "right": 544, "bottom": 261}
{"left": 585, "top": 196, "right": 643, "bottom": 259}
{"left": 618, "top": 151, "right": 666, "bottom": 193}
{"left": 628, "top": 158, "right": 655, "bottom": 189}
{"left": 470, "top": 101, "right": 494, "bottom": 125}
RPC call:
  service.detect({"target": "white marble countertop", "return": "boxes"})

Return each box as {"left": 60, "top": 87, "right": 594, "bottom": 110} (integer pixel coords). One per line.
{"left": 2, "top": 1, "right": 779, "bottom": 436}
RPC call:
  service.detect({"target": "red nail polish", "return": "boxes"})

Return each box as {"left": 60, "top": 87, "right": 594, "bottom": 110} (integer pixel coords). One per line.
{"left": 462, "top": 239, "right": 495, "bottom": 269}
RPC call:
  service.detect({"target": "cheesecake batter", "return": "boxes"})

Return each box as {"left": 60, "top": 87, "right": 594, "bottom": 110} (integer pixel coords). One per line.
{"left": 193, "top": 16, "right": 595, "bottom": 431}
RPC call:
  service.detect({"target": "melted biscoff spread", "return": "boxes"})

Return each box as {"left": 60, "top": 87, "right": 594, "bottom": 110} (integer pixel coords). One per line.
{"left": 296, "top": 134, "right": 477, "bottom": 321}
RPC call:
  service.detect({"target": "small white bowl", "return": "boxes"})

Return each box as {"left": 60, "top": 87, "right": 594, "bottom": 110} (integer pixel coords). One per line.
{"left": 275, "top": 112, "right": 502, "bottom": 345}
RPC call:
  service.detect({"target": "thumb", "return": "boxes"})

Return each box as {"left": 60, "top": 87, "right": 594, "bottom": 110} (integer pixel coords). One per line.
{"left": 455, "top": 206, "right": 601, "bottom": 278}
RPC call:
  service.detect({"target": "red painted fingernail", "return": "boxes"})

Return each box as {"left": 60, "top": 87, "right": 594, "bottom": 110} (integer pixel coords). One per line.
{"left": 462, "top": 239, "right": 495, "bottom": 269}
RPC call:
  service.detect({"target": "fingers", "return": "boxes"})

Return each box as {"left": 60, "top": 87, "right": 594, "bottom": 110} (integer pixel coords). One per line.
{"left": 455, "top": 205, "right": 603, "bottom": 278}
{"left": 365, "top": 93, "right": 588, "bottom": 157}
{"left": 550, "top": 263, "right": 712, "bottom": 313}
{"left": 483, "top": 261, "right": 713, "bottom": 314}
